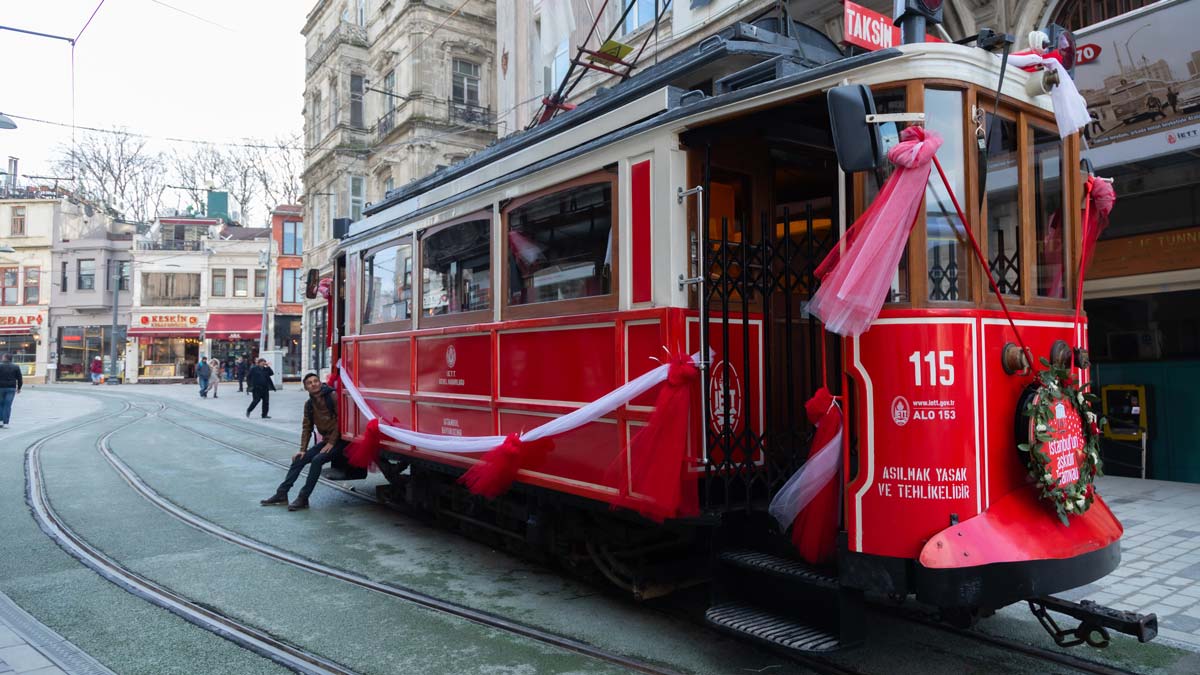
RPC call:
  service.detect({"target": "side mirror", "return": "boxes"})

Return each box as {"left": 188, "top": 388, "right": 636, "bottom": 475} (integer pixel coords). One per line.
{"left": 827, "top": 85, "right": 882, "bottom": 173}
{"left": 304, "top": 268, "right": 320, "bottom": 299}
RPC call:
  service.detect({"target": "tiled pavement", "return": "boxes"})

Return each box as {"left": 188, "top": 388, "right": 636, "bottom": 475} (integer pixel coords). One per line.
{"left": 1060, "top": 475, "right": 1200, "bottom": 650}
{"left": 0, "top": 593, "right": 114, "bottom": 675}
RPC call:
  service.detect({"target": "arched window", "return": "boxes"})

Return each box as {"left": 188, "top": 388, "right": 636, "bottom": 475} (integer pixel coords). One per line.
{"left": 1051, "top": 0, "right": 1155, "bottom": 30}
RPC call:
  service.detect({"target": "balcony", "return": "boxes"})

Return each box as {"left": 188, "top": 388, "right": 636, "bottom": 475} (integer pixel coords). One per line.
{"left": 448, "top": 100, "right": 495, "bottom": 131}
{"left": 137, "top": 240, "right": 204, "bottom": 251}
{"left": 306, "top": 21, "right": 368, "bottom": 78}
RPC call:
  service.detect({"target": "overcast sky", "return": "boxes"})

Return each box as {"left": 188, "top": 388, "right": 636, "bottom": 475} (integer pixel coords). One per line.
{"left": 0, "top": 0, "right": 305, "bottom": 178}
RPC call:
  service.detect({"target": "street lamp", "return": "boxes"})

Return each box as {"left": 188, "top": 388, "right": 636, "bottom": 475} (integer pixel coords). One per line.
{"left": 0, "top": 114, "right": 16, "bottom": 130}
{"left": 258, "top": 242, "right": 272, "bottom": 356}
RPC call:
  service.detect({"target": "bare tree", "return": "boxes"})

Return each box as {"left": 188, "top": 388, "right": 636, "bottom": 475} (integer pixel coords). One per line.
{"left": 169, "top": 145, "right": 227, "bottom": 214}
{"left": 247, "top": 135, "right": 303, "bottom": 209}
{"left": 55, "top": 130, "right": 166, "bottom": 220}
{"left": 218, "top": 145, "right": 261, "bottom": 225}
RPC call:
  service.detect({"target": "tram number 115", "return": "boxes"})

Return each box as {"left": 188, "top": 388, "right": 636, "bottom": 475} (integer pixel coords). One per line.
{"left": 909, "top": 351, "right": 954, "bottom": 387}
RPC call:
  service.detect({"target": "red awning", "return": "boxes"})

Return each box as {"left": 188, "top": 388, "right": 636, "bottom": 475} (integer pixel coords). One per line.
{"left": 205, "top": 313, "right": 262, "bottom": 340}
{"left": 128, "top": 327, "right": 203, "bottom": 338}
{"left": 0, "top": 327, "right": 32, "bottom": 335}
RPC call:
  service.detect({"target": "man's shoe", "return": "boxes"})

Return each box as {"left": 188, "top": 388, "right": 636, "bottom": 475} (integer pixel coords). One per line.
{"left": 245, "top": 410, "right": 251, "bottom": 418}
{"left": 287, "top": 498, "right": 309, "bottom": 511}
{"left": 260, "top": 494, "right": 288, "bottom": 506}
{"left": 262, "top": 415, "right": 271, "bottom": 419}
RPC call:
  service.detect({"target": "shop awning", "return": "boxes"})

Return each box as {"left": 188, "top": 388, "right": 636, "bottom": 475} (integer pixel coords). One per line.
{"left": 0, "top": 327, "right": 32, "bottom": 335}
{"left": 128, "top": 327, "right": 203, "bottom": 337}
{"left": 206, "top": 313, "right": 262, "bottom": 340}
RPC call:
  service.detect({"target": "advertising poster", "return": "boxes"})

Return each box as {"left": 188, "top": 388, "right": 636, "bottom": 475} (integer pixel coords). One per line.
{"left": 1075, "top": 0, "right": 1200, "bottom": 166}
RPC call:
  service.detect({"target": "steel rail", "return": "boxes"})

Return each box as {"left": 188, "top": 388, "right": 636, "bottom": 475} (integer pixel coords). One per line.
{"left": 24, "top": 401, "right": 359, "bottom": 675}
{"left": 95, "top": 399, "right": 688, "bottom": 675}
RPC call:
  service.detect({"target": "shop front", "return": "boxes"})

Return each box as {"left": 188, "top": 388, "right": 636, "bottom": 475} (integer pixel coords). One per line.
{"left": 0, "top": 311, "right": 47, "bottom": 381}
{"left": 56, "top": 325, "right": 127, "bottom": 382}
{"left": 205, "top": 313, "right": 262, "bottom": 370}
{"left": 274, "top": 315, "right": 302, "bottom": 379}
{"left": 129, "top": 312, "right": 203, "bottom": 381}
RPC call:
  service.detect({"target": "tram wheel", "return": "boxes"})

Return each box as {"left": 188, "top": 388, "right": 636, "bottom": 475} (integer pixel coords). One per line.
{"left": 376, "top": 456, "right": 410, "bottom": 486}
{"left": 941, "top": 606, "right": 982, "bottom": 629}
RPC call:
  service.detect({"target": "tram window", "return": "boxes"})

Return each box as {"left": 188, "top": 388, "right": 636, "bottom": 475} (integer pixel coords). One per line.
{"left": 985, "top": 115, "right": 1021, "bottom": 296}
{"left": 866, "top": 89, "right": 909, "bottom": 303}
{"left": 924, "top": 89, "right": 969, "bottom": 302}
{"left": 506, "top": 181, "right": 613, "bottom": 306}
{"left": 709, "top": 170, "right": 749, "bottom": 243}
{"left": 1032, "top": 128, "right": 1066, "bottom": 299}
{"left": 362, "top": 241, "right": 413, "bottom": 325}
{"left": 421, "top": 218, "right": 490, "bottom": 316}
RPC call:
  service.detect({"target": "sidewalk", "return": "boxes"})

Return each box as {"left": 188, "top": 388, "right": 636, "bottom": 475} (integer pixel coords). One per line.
{"left": 1061, "top": 475, "right": 1200, "bottom": 650}
{"left": 65, "top": 382, "right": 310, "bottom": 441}
{"left": 0, "top": 593, "right": 115, "bottom": 675}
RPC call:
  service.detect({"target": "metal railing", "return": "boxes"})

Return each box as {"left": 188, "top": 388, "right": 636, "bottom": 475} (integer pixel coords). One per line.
{"left": 305, "top": 21, "right": 368, "bottom": 77}
{"left": 448, "top": 100, "right": 495, "bottom": 130}
{"left": 136, "top": 240, "right": 204, "bottom": 251}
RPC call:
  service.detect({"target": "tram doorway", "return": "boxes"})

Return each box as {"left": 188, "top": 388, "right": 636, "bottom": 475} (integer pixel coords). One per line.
{"left": 682, "top": 97, "right": 843, "bottom": 511}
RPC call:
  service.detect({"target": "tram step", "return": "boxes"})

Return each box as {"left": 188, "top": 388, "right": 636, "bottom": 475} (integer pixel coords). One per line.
{"left": 705, "top": 601, "right": 842, "bottom": 653}
{"left": 718, "top": 549, "right": 838, "bottom": 590}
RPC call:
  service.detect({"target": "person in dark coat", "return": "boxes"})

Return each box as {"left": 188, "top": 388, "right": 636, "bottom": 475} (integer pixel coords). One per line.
{"left": 245, "top": 358, "right": 275, "bottom": 419}
{"left": 0, "top": 353, "right": 23, "bottom": 429}
{"left": 197, "top": 357, "right": 212, "bottom": 398}
{"left": 236, "top": 356, "right": 249, "bottom": 393}
{"left": 260, "top": 372, "right": 351, "bottom": 510}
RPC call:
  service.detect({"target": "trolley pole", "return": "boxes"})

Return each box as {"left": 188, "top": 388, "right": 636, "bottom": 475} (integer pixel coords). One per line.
{"left": 107, "top": 261, "right": 122, "bottom": 385}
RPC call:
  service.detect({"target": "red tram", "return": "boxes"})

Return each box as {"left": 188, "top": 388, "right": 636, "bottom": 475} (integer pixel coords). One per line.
{"left": 317, "top": 12, "right": 1155, "bottom": 654}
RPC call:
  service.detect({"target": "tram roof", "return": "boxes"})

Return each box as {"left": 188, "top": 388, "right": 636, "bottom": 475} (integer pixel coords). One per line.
{"left": 349, "top": 25, "right": 1048, "bottom": 245}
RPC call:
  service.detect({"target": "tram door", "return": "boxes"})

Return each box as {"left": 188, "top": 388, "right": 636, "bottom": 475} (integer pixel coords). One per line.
{"left": 683, "top": 98, "right": 842, "bottom": 512}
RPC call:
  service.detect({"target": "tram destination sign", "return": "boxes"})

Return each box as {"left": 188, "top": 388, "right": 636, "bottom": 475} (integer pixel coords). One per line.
{"left": 841, "top": 1, "right": 940, "bottom": 52}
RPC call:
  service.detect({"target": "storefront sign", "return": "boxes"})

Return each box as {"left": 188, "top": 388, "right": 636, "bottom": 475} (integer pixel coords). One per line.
{"left": 1076, "top": 0, "right": 1200, "bottom": 163}
{"left": 1088, "top": 226, "right": 1200, "bottom": 279}
{"left": 137, "top": 314, "right": 201, "bottom": 329}
{"left": 0, "top": 314, "right": 44, "bottom": 326}
{"left": 841, "top": 1, "right": 939, "bottom": 51}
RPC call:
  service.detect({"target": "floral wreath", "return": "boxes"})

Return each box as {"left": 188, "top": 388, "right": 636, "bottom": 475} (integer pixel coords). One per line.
{"left": 1018, "top": 361, "right": 1104, "bottom": 526}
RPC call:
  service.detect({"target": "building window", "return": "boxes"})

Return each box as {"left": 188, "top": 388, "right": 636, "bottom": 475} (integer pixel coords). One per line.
{"left": 384, "top": 69, "right": 396, "bottom": 112}
{"left": 211, "top": 268, "right": 227, "bottom": 297}
{"left": 356, "top": 0, "right": 366, "bottom": 26}
{"left": 23, "top": 268, "right": 38, "bottom": 305}
{"left": 350, "top": 74, "right": 365, "bottom": 128}
{"left": 140, "top": 272, "right": 201, "bottom": 307}
{"left": 233, "top": 269, "right": 249, "bottom": 297}
{"left": 0, "top": 268, "right": 17, "bottom": 305}
{"left": 78, "top": 259, "right": 96, "bottom": 291}
{"left": 329, "top": 76, "right": 340, "bottom": 128}
{"left": 384, "top": 176, "right": 394, "bottom": 193}
{"left": 60, "top": 261, "right": 68, "bottom": 293}
{"left": 549, "top": 39, "right": 569, "bottom": 94}
{"left": 623, "top": 0, "right": 666, "bottom": 35}
{"left": 452, "top": 59, "right": 481, "bottom": 107}
{"left": 506, "top": 180, "right": 614, "bottom": 306}
{"left": 283, "top": 221, "right": 303, "bottom": 255}
{"left": 105, "top": 260, "right": 131, "bottom": 291}
{"left": 281, "top": 268, "right": 301, "bottom": 303}
{"left": 254, "top": 269, "right": 267, "bottom": 297}
{"left": 313, "top": 198, "right": 325, "bottom": 245}
{"left": 421, "top": 218, "right": 490, "bottom": 317}
{"left": 10, "top": 206, "right": 25, "bottom": 236}
{"left": 350, "top": 176, "right": 365, "bottom": 221}
{"left": 118, "top": 261, "right": 130, "bottom": 290}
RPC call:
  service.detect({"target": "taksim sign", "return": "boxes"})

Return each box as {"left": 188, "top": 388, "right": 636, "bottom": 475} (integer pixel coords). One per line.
{"left": 842, "top": 1, "right": 940, "bottom": 51}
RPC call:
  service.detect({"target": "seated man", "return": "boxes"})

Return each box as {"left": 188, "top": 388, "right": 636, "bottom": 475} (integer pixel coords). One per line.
{"left": 260, "top": 372, "right": 352, "bottom": 511}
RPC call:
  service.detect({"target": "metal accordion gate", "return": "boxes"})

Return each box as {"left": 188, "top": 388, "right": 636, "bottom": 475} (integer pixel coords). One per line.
{"left": 698, "top": 201, "right": 839, "bottom": 514}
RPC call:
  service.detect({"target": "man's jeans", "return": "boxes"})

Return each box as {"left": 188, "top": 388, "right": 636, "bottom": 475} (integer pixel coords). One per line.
{"left": 198, "top": 376, "right": 209, "bottom": 397}
{"left": 0, "top": 388, "right": 16, "bottom": 424}
{"left": 275, "top": 439, "right": 350, "bottom": 500}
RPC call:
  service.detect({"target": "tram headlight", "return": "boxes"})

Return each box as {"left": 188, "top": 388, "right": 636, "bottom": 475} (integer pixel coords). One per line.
{"left": 1025, "top": 67, "right": 1060, "bottom": 97}
{"left": 1049, "top": 340, "right": 1072, "bottom": 369}
{"left": 1001, "top": 342, "right": 1029, "bottom": 376}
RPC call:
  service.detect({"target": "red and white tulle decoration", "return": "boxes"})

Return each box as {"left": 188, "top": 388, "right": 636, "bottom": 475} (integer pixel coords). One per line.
{"left": 807, "top": 126, "right": 942, "bottom": 336}
{"left": 338, "top": 353, "right": 704, "bottom": 520}
{"left": 1081, "top": 177, "right": 1116, "bottom": 275}
{"left": 1009, "top": 53, "right": 1092, "bottom": 139}
{"left": 768, "top": 388, "right": 842, "bottom": 566}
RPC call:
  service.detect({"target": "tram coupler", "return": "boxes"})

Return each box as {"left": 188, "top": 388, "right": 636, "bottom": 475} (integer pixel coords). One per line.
{"left": 1027, "top": 596, "right": 1157, "bottom": 648}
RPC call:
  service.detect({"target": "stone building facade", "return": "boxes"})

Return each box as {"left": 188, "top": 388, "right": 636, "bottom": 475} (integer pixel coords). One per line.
{"left": 300, "top": 0, "right": 496, "bottom": 376}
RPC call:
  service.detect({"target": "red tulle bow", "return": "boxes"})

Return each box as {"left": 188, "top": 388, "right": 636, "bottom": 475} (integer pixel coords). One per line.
{"left": 460, "top": 433, "right": 555, "bottom": 499}
{"left": 346, "top": 417, "right": 383, "bottom": 469}
{"left": 808, "top": 127, "right": 941, "bottom": 336}
{"left": 610, "top": 354, "right": 701, "bottom": 523}
{"left": 790, "top": 387, "right": 842, "bottom": 566}
{"left": 1081, "top": 178, "right": 1116, "bottom": 275}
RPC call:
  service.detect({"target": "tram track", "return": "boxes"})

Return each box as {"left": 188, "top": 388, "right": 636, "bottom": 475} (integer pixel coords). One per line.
{"left": 80, "top": 390, "right": 1149, "bottom": 675}
{"left": 94, "top": 397, "right": 690, "bottom": 675}
{"left": 23, "top": 400, "right": 360, "bottom": 675}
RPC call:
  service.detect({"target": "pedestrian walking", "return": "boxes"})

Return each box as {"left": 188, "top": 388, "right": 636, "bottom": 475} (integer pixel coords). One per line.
{"left": 89, "top": 356, "right": 104, "bottom": 385}
{"left": 1167, "top": 87, "right": 1179, "bottom": 114}
{"left": 0, "top": 353, "right": 23, "bottom": 429}
{"left": 236, "top": 356, "right": 248, "bottom": 393}
{"left": 210, "top": 359, "right": 221, "bottom": 399}
{"left": 261, "top": 372, "right": 351, "bottom": 510}
{"left": 197, "top": 357, "right": 212, "bottom": 398}
{"left": 245, "top": 358, "right": 275, "bottom": 419}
